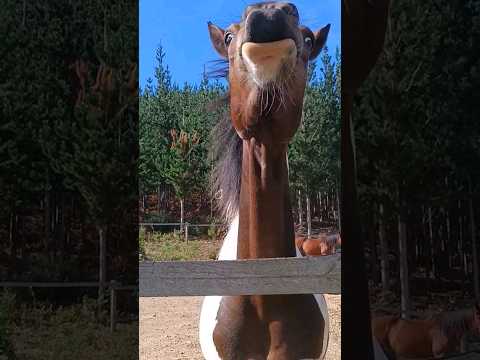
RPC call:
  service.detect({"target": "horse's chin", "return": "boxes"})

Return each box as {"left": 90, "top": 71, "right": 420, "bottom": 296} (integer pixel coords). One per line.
{"left": 241, "top": 39, "right": 297, "bottom": 89}
{"left": 243, "top": 61, "right": 297, "bottom": 89}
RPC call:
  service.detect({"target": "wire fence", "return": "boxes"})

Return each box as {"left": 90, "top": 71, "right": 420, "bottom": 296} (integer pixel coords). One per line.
{"left": 139, "top": 222, "right": 227, "bottom": 242}
{"left": 139, "top": 222, "right": 340, "bottom": 242}
{"left": 0, "top": 280, "right": 138, "bottom": 332}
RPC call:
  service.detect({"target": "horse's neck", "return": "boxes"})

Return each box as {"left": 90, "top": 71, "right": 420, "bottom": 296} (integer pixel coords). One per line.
{"left": 236, "top": 137, "right": 295, "bottom": 259}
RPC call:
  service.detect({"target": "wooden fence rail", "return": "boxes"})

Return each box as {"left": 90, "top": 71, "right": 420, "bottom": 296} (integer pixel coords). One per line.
{"left": 139, "top": 254, "right": 341, "bottom": 297}
{"left": 0, "top": 282, "right": 100, "bottom": 288}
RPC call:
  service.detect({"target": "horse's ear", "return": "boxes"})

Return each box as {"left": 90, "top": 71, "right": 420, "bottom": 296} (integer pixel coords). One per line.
{"left": 208, "top": 22, "right": 228, "bottom": 59}
{"left": 310, "top": 24, "right": 330, "bottom": 60}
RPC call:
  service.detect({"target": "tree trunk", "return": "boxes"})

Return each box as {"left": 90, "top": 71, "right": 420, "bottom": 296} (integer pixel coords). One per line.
{"left": 58, "top": 192, "right": 66, "bottom": 273}
{"left": 446, "top": 210, "right": 451, "bottom": 243}
{"left": 369, "top": 212, "right": 378, "bottom": 284}
{"left": 398, "top": 203, "right": 410, "bottom": 319}
{"left": 306, "top": 194, "right": 312, "bottom": 238}
{"left": 180, "top": 197, "right": 184, "bottom": 232}
{"left": 157, "top": 186, "right": 161, "bottom": 214}
{"left": 428, "top": 207, "right": 435, "bottom": 278}
{"left": 331, "top": 191, "right": 335, "bottom": 219}
{"left": 469, "top": 197, "right": 479, "bottom": 300}
{"left": 44, "top": 188, "right": 51, "bottom": 254}
{"left": 440, "top": 209, "right": 446, "bottom": 252}
{"left": 318, "top": 191, "right": 322, "bottom": 222}
{"left": 98, "top": 225, "right": 107, "bottom": 304}
{"left": 379, "top": 203, "right": 389, "bottom": 292}
{"left": 9, "top": 209, "right": 17, "bottom": 274}
{"left": 322, "top": 192, "right": 327, "bottom": 220}
{"left": 336, "top": 188, "right": 341, "bottom": 231}
{"left": 298, "top": 190, "right": 303, "bottom": 226}
{"left": 103, "top": 7, "right": 108, "bottom": 53}
{"left": 210, "top": 197, "right": 213, "bottom": 220}
{"left": 22, "top": 0, "right": 26, "bottom": 27}
{"left": 58, "top": 191, "right": 65, "bottom": 250}
{"left": 459, "top": 200, "right": 467, "bottom": 276}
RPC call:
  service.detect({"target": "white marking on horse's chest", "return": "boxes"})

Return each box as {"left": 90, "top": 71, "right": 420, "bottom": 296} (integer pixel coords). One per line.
{"left": 373, "top": 337, "right": 389, "bottom": 360}
{"left": 199, "top": 215, "right": 330, "bottom": 359}
{"left": 199, "top": 216, "right": 239, "bottom": 360}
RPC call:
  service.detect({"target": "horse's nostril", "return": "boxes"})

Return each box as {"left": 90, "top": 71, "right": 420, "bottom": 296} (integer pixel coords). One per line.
{"left": 245, "top": 9, "right": 289, "bottom": 44}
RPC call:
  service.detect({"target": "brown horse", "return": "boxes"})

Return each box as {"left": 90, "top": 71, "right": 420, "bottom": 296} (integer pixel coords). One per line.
{"left": 295, "top": 233, "right": 340, "bottom": 256}
{"left": 342, "top": 0, "right": 390, "bottom": 358}
{"left": 200, "top": 2, "right": 331, "bottom": 359}
{"left": 373, "top": 305, "right": 480, "bottom": 359}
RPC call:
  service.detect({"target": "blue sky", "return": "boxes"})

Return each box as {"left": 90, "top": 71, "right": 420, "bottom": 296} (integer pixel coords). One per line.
{"left": 140, "top": 0, "right": 340, "bottom": 89}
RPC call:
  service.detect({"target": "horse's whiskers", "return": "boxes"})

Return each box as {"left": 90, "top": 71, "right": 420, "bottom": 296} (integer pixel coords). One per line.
{"left": 267, "top": 86, "right": 276, "bottom": 115}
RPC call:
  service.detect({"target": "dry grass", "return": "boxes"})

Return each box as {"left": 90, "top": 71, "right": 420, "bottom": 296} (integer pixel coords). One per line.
{"left": 1, "top": 293, "right": 138, "bottom": 360}
{"left": 140, "top": 231, "right": 221, "bottom": 261}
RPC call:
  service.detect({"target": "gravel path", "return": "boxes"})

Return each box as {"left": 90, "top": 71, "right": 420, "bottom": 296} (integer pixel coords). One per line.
{"left": 140, "top": 295, "right": 341, "bottom": 359}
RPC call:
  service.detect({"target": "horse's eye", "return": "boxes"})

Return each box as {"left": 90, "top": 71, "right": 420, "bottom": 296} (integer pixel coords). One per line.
{"left": 224, "top": 32, "right": 234, "bottom": 47}
{"left": 304, "top": 36, "right": 313, "bottom": 47}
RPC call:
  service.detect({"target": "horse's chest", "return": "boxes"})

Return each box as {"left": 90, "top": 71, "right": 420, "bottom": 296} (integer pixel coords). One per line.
{"left": 199, "top": 218, "right": 328, "bottom": 359}
{"left": 212, "top": 295, "right": 325, "bottom": 360}
{"left": 390, "top": 322, "right": 434, "bottom": 357}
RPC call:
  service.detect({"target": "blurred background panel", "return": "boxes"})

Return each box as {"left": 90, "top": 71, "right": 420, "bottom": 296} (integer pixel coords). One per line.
{"left": 352, "top": 1, "right": 480, "bottom": 358}
{"left": 0, "top": 1, "right": 139, "bottom": 358}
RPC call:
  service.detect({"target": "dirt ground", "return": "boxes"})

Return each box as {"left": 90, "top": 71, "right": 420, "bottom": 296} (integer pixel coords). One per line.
{"left": 140, "top": 294, "right": 341, "bottom": 360}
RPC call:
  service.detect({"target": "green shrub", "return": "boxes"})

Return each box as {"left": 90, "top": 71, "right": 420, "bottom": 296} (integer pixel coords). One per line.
{"left": 207, "top": 225, "right": 218, "bottom": 241}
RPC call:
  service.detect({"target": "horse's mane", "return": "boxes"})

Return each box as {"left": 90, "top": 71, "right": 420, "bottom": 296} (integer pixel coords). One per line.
{"left": 209, "top": 98, "right": 242, "bottom": 222}
{"left": 207, "top": 59, "right": 229, "bottom": 80}
{"left": 206, "top": 59, "right": 241, "bottom": 222}
{"left": 436, "top": 308, "right": 474, "bottom": 338}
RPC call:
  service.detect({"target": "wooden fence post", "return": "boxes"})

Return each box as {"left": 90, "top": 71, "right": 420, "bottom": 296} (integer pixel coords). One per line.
{"left": 185, "top": 223, "right": 189, "bottom": 243}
